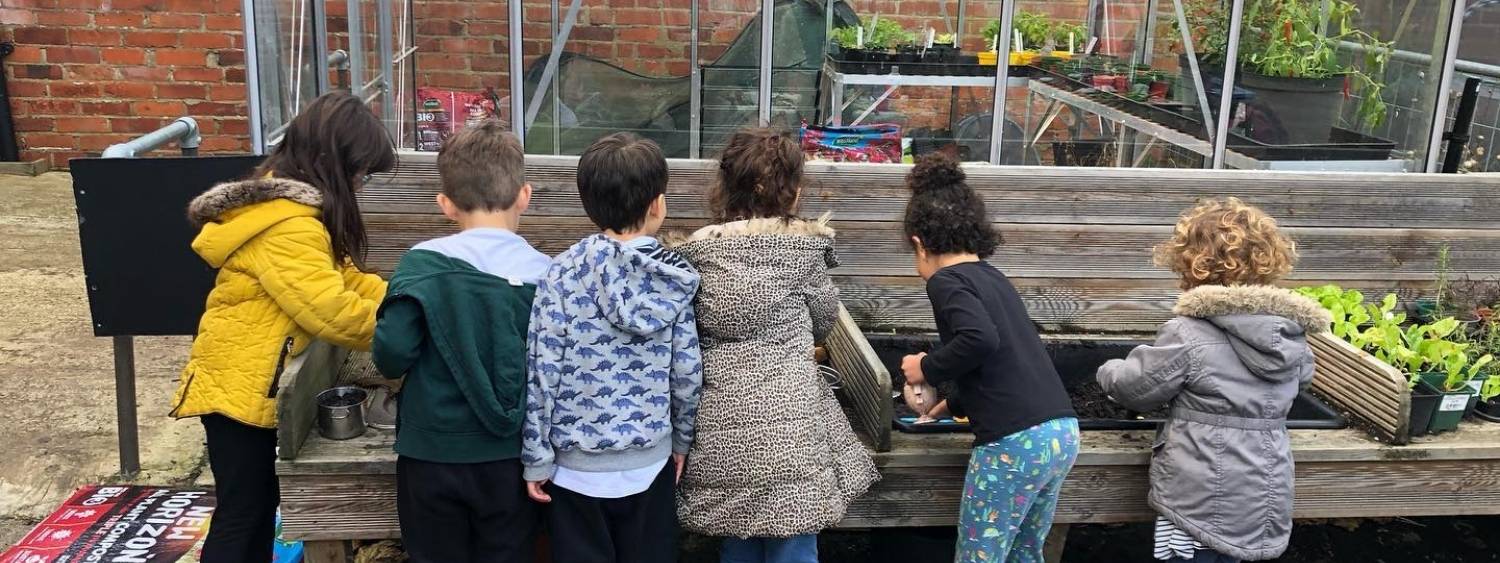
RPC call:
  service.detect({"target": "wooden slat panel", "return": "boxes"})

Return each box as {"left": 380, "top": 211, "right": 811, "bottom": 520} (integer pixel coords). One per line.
{"left": 365, "top": 154, "right": 1500, "bottom": 228}
{"left": 363, "top": 215, "right": 1500, "bottom": 282}
{"left": 1310, "top": 332, "right": 1413, "bottom": 444}
{"left": 840, "top": 457, "right": 1500, "bottom": 527}
{"left": 276, "top": 340, "right": 349, "bottom": 461}
{"left": 281, "top": 474, "right": 399, "bottom": 541}
{"left": 827, "top": 305, "right": 894, "bottom": 452}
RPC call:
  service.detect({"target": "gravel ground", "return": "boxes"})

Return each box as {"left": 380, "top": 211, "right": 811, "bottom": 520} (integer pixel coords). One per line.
{"left": 0, "top": 172, "right": 203, "bottom": 547}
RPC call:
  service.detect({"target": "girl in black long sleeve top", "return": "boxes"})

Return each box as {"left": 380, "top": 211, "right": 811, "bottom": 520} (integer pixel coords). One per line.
{"left": 898, "top": 154, "right": 1078, "bottom": 562}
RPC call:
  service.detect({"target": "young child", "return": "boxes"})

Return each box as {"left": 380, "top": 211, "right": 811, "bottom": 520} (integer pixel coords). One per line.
{"left": 371, "top": 120, "right": 547, "bottom": 563}
{"left": 1097, "top": 198, "right": 1327, "bottom": 563}
{"left": 674, "top": 128, "right": 878, "bottom": 563}
{"left": 177, "top": 92, "right": 392, "bottom": 563}
{"left": 521, "top": 133, "right": 703, "bottom": 563}
{"left": 897, "top": 154, "right": 1079, "bottom": 562}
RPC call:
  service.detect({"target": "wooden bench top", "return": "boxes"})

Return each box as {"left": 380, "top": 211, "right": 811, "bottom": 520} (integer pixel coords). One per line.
{"left": 278, "top": 422, "right": 1500, "bottom": 476}
{"left": 276, "top": 423, "right": 1500, "bottom": 538}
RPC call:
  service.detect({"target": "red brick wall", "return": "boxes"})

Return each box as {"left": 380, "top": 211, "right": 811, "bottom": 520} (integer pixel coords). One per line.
{"left": 0, "top": 0, "right": 248, "bottom": 169}
{"left": 13, "top": 0, "right": 1485, "bottom": 168}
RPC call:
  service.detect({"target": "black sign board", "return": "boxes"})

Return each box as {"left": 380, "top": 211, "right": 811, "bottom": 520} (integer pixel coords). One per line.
{"left": 72, "top": 155, "right": 265, "bottom": 336}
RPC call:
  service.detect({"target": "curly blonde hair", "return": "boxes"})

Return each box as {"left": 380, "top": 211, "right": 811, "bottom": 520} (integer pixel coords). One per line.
{"left": 1154, "top": 198, "right": 1298, "bottom": 289}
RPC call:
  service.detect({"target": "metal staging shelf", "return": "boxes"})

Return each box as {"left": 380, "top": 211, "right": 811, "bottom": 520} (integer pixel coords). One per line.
{"left": 1023, "top": 79, "right": 1414, "bottom": 172}
{"left": 821, "top": 61, "right": 1029, "bottom": 128}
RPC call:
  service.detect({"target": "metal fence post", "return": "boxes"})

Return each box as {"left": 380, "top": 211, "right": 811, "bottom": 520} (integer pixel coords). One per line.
{"left": 114, "top": 336, "right": 139, "bottom": 476}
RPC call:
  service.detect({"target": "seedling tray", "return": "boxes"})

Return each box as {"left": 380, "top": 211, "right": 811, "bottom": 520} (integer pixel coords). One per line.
{"left": 1031, "top": 69, "right": 1395, "bottom": 161}
{"left": 828, "top": 54, "right": 1034, "bottom": 78}
{"left": 893, "top": 416, "right": 970, "bottom": 433}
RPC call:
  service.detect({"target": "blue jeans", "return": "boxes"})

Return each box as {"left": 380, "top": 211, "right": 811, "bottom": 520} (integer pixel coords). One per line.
{"left": 720, "top": 535, "right": 818, "bottom": 563}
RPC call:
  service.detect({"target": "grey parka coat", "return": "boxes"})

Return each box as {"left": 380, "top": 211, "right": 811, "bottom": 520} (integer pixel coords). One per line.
{"left": 1097, "top": 285, "right": 1330, "bottom": 560}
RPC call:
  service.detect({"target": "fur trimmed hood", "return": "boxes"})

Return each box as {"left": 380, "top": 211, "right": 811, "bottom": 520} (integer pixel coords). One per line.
{"left": 188, "top": 177, "right": 323, "bottom": 227}
{"left": 1175, "top": 284, "right": 1331, "bottom": 334}
{"left": 667, "top": 213, "right": 835, "bottom": 246}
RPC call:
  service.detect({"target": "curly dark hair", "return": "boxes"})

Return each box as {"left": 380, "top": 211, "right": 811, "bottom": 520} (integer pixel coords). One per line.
{"left": 902, "top": 153, "right": 999, "bottom": 258}
{"left": 709, "top": 127, "right": 804, "bottom": 222}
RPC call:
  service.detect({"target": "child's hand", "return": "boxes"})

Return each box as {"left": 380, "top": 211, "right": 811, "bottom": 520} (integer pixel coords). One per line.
{"left": 901, "top": 352, "right": 927, "bottom": 385}
{"left": 673, "top": 453, "right": 686, "bottom": 484}
{"left": 526, "top": 480, "right": 552, "bottom": 503}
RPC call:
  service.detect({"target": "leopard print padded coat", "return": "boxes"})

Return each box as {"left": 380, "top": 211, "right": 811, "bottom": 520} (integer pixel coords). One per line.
{"left": 671, "top": 216, "right": 879, "bottom": 538}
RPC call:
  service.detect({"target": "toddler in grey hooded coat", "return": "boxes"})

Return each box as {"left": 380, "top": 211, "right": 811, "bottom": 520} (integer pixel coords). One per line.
{"left": 1097, "top": 199, "right": 1330, "bottom": 562}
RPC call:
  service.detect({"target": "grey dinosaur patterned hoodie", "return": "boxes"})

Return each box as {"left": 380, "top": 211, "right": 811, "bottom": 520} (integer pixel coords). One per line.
{"left": 521, "top": 234, "right": 703, "bottom": 482}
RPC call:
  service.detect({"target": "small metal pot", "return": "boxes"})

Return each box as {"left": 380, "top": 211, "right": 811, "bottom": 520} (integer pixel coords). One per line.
{"left": 316, "top": 386, "right": 368, "bottom": 440}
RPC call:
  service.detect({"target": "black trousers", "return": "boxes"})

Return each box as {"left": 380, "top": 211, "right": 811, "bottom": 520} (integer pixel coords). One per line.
{"left": 200, "top": 414, "right": 279, "bottom": 563}
{"left": 397, "top": 456, "right": 538, "bottom": 563}
{"left": 547, "top": 463, "right": 678, "bottom": 563}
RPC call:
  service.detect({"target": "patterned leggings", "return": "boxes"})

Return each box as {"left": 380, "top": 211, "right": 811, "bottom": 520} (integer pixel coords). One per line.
{"left": 957, "top": 417, "right": 1080, "bottom": 563}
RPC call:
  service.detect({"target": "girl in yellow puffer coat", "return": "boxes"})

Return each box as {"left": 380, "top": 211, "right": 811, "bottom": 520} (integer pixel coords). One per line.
{"left": 176, "top": 92, "right": 394, "bottom": 563}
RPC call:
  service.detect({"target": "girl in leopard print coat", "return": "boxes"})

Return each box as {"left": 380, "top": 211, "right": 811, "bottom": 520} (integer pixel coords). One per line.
{"left": 673, "top": 128, "right": 879, "bottom": 561}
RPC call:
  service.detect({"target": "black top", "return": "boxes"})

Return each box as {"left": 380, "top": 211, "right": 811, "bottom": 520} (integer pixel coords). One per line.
{"left": 919, "top": 261, "right": 1076, "bottom": 446}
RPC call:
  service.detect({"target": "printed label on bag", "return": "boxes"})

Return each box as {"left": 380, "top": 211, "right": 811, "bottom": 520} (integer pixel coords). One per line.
{"left": 1440, "top": 394, "right": 1469, "bottom": 412}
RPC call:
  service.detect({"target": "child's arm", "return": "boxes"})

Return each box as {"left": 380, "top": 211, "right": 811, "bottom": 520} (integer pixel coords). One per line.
{"left": 669, "top": 306, "right": 703, "bottom": 460}
{"left": 252, "top": 223, "right": 381, "bottom": 350}
{"left": 806, "top": 247, "right": 842, "bottom": 342}
{"left": 371, "top": 297, "right": 423, "bottom": 379}
{"left": 916, "top": 281, "right": 1000, "bottom": 386}
{"left": 522, "top": 276, "right": 566, "bottom": 500}
{"left": 1096, "top": 319, "right": 1194, "bottom": 412}
{"left": 341, "top": 263, "right": 388, "bottom": 302}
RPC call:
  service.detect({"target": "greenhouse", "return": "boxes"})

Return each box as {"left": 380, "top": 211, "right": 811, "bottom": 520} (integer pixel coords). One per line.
{"left": 244, "top": 0, "right": 1500, "bottom": 172}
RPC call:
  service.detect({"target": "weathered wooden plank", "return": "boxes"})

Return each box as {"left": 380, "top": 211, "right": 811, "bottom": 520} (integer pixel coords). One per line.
{"left": 276, "top": 340, "right": 350, "bottom": 461}
{"left": 841, "top": 456, "right": 1500, "bottom": 527}
{"left": 366, "top": 153, "right": 1500, "bottom": 228}
{"left": 363, "top": 214, "right": 1500, "bottom": 282}
{"left": 282, "top": 474, "right": 400, "bottom": 541}
{"left": 303, "top": 540, "right": 350, "bottom": 563}
{"left": 827, "top": 305, "right": 894, "bottom": 452}
{"left": 1309, "top": 332, "right": 1411, "bottom": 444}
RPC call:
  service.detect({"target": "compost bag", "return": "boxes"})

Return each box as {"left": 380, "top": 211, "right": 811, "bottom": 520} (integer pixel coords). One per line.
{"left": 800, "top": 122, "right": 902, "bottom": 163}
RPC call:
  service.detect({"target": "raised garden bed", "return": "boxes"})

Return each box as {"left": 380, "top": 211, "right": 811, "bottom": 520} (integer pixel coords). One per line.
{"left": 866, "top": 334, "right": 1346, "bottom": 433}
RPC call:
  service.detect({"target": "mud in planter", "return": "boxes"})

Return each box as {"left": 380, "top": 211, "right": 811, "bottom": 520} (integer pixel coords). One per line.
{"left": 866, "top": 334, "right": 1347, "bottom": 432}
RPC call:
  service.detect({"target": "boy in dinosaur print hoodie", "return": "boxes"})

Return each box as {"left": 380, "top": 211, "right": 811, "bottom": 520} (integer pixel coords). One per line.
{"left": 522, "top": 133, "right": 702, "bottom": 563}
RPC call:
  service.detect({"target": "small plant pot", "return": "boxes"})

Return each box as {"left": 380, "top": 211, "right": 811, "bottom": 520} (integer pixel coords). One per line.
{"left": 977, "top": 51, "right": 999, "bottom": 66}
{"left": 1475, "top": 397, "right": 1500, "bottom": 423}
{"left": 1409, "top": 380, "right": 1441, "bottom": 437}
{"left": 1091, "top": 74, "right": 1118, "bottom": 91}
{"left": 895, "top": 47, "right": 921, "bottom": 64}
{"left": 1113, "top": 75, "right": 1131, "bottom": 93}
{"left": 1148, "top": 80, "right": 1171, "bottom": 100}
{"left": 1419, "top": 373, "right": 1475, "bottom": 434}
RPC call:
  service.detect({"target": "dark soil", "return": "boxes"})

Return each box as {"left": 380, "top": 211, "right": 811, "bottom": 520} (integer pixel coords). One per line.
{"left": 1067, "top": 379, "right": 1168, "bottom": 420}
{"left": 318, "top": 392, "right": 365, "bottom": 408}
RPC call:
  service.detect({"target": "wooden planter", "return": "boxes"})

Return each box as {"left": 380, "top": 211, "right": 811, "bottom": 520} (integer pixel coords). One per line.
{"left": 826, "top": 305, "right": 895, "bottom": 452}
{"left": 1308, "top": 332, "right": 1414, "bottom": 444}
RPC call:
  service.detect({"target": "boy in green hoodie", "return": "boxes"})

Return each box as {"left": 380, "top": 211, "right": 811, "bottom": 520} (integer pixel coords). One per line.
{"left": 371, "top": 120, "right": 548, "bottom": 563}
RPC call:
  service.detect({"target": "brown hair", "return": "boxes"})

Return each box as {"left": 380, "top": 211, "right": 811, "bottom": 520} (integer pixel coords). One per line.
{"left": 436, "top": 119, "right": 526, "bottom": 212}
{"left": 1154, "top": 197, "right": 1298, "bottom": 289}
{"left": 709, "top": 127, "right": 803, "bottom": 222}
{"left": 256, "top": 91, "right": 395, "bottom": 269}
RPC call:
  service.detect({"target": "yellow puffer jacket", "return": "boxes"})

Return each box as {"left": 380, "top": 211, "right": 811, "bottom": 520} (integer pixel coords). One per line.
{"left": 172, "top": 177, "right": 387, "bottom": 429}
